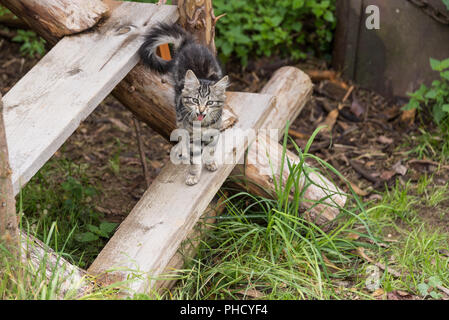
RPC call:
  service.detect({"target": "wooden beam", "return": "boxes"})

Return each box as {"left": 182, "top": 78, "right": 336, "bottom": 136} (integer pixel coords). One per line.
{"left": 19, "top": 232, "right": 91, "bottom": 299}
{"left": 2, "top": 2, "right": 178, "bottom": 195}
{"left": 88, "top": 92, "right": 275, "bottom": 294}
{"left": 0, "top": 0, "right": 109, "bottom": 43}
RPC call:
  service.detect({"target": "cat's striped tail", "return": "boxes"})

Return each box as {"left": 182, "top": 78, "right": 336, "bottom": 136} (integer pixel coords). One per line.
{"left": 139, "top": 22, "right": 193, "bottom": 74}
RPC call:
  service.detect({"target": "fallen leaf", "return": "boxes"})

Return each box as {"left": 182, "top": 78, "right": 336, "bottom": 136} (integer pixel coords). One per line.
{"left": 396, "top": 290, "right": 411, "bottom": 297}
{"left": 350, "top": 96, "right": 365, "bottom": 118}
{"left": 400, "top": 108, "right": 416, "bottom": 125}
{"left": 237, "top": 289, "right": 264, "bottom": 299}
{"left": 347, "top": 233, "right": 360, "bottom": 240}
{"left": 350, "top": 182, "right": 369, "bottom": 196}
{"left": 380, "top": 170, "right": 396, "bottom": 181}
{"left": 372, "top": 288, "right": 385, "bottom": 297}
{"left": 378, "top": 135, "right": 393, "bottom": 145}
{"left": 368, "top": 194, "right": 383, "bottom": 201}
{"left": 392, "top": 161, "right": 407, "bottom": 176}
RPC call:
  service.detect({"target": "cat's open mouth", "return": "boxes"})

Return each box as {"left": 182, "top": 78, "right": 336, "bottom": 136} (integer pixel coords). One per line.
{"left": 197, "top": 114, "right": 205, "bottom": 121}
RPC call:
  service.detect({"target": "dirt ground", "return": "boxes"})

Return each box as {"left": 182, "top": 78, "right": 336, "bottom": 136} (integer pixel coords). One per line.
{"left": 1, "top": 34, "right": 448, "bottom": 229}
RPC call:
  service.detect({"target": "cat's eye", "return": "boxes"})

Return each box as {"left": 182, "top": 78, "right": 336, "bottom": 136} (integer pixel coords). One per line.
{"left": 192, "top": 98, "right": 199, "bottom": 104}
{"left": 206, "top": 101, "right": 214, "bottom": 106}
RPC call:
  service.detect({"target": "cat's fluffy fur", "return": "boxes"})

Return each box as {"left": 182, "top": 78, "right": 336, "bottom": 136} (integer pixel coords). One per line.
{"left": 139, "top": 23, "right": 229, "bottom": 185}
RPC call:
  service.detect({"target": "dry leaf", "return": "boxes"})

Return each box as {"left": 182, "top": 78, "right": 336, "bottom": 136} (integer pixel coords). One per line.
{"left": 350, "top": 182, "right": 369, "bottom": 196}
{"left": 237, "top": 289, "right": 264, "bottom": 299}
{"left": 400, "top": 108, "right": 416, "bottom": 125}
{"left": 392, "top": 161, "right": 407, "bottom": 176}
{"left": 380, "top": 170, "right": 396, "bottom": 181}
{"left": 378, "top": 135, "right": 393, "bottom": 145}
{"left": 350, "top": 97, "right": 365, "bottom": 118}
{"left": 372, "top": 288, "right": 385, "bottom": 297}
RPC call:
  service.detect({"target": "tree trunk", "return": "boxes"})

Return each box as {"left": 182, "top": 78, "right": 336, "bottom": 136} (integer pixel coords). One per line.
{"left": 0, "top": 93, "right": 18, "bottom": 249}
{"left": 0, "top": 0, "right": 109, "bottom": 44}
{"left": 176, "top": 0, "right": 216, "bottom": 54}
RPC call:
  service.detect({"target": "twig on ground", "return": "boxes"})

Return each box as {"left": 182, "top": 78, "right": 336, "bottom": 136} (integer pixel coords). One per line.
{"left": 133, "top": 117, "right": 151, "bottom": 188}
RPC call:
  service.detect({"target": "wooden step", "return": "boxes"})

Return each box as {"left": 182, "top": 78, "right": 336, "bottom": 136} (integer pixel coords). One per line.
{"left": 2, "top": 2, "right": 178, "bottom": 195}
{"left": 88, "top": 92, "right": 275, "bottom": 294}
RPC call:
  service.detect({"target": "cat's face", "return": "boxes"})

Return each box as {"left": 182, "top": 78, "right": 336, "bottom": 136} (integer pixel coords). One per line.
{"left": 181, "top": 70, "right": 229, "bottom": 123}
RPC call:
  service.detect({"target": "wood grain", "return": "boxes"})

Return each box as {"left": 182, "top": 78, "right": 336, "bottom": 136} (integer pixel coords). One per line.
{"left": 3, "top": 2, "right": 178, "bottom": 195}
{"left": 0, "top": 0, "right": 109, "bottom": 43}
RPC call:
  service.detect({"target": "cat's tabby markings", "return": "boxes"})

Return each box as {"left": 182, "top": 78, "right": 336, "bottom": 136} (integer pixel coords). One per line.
{"left": 139, "top": 23, "right": 229, "bottom": 185}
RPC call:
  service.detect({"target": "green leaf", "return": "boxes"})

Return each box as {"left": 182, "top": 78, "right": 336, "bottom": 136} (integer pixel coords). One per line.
{"left": 442, "top": 104, "right": 449, "bottom": 113}
{"left": 443, "top": 0, "right": 449, "bottom": 10}
{"left": 100, "top": 222, "right": 118, "bottom": 235}
{"left": 430, "top": 291, "right": 442, "bottom": 299}
{"left": 428, "top": 276, "right": 443, "bottom": 288}
{"left": 441, "top": 71, "right": 449, "bottom": 81}
{"left": 425, "top": 89, "right": 438, "bottom": 100}
{"left": 76, "top": 232, "right": 99, "bottom": 243}
{"left": 430, "top": 58, "right": 442, "bottom": 71}
{"left": 86, "top": 224, "right": 100, "bottom": 234}
{"left": 417, "top": 283, "right": 430, "bottom": 297}
{"left": 433, "top": 104, "right": 446, "bottom": 124}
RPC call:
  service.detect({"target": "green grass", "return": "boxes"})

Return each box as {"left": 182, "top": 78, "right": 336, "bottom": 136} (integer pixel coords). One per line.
{"left": 2, "top": 127, "right": 449, "bottom": 300}
{"left": 17, "top": 157, "right": 117, "bottom": 269}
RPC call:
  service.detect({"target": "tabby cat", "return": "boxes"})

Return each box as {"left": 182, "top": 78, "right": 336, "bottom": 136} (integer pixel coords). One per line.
{"left": 139, "top": 23, "right": 229, "bottom": 186}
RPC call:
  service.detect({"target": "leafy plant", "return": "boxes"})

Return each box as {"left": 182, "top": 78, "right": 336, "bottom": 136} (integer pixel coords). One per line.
{"left": 443, "top": 0, "right": 449, "bottom": 11}
{"left": 12, "top": 29, "right": 46, "bottom": 58}
{"left": 418, "top": 276, "right": 443, "bottom": 299}
{"left": 213, "top": 0, "right": 336, "bottom": 66}
{"left": 404, "top": 57, "right": 449, "bottom": 125}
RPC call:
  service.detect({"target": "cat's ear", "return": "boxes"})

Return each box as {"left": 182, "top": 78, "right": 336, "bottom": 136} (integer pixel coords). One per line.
{"left": 213, "top": 75, "right": 229, "bottom": 91}
{"left": 185, "top": 70, "right": 200, "bottom": 87}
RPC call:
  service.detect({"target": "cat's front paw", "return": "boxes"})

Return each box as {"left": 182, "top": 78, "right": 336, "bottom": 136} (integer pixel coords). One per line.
{"left": 205, "top": 161, "right": 218, "bottom": 172}
{"left": 186, "top": 174, "right": 200, "bottom": 186}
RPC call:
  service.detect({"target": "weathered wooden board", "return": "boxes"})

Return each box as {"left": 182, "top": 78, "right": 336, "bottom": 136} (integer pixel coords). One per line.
{"left": 2, "top": 2, "right": 178, "bottom": 195}
{"left": 20, "top": 232, "right": 90, "bottom": 299}
{"left": 88, "top": 92, "right": 275, "bottom": 294}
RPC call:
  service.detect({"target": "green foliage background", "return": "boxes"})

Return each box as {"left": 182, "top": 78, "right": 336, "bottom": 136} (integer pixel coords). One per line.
{"left": 125, "top": 0, "right": 336, "bottom": 65}
{"left": 214, "top": 0, "right": 336, "bottom": 65}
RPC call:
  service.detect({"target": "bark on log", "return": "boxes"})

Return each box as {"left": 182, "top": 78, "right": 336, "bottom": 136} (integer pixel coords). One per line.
{"left": 176, "top": 0, "right": 216, "bottom": 54}
{"left": 0, "top": 0, "right": 109, "bottom": 44}
{"left": 0, "top": 93, "right": 18, "bottom": 248}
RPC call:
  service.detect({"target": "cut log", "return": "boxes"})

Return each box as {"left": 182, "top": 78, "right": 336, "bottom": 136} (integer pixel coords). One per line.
{"left": 88, "top": 92, "right": 275, "bottom": 294}
{"left": 19, "top": 232, "right": 91, "bottom": 299}
{"left": 2, "top": 2, "right": 178, "bottom": 195}
{"left": 231, "top": 67, "right": 347, "bottom": 224}
{"left": 0, "top": 0, "right": 109, "bottom": 43}
{"left": 0, "top": 93, "right": 18, "bottom": 248}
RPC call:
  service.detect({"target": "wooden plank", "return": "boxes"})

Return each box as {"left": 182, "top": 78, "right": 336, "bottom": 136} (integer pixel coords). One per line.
{"left": 2, "top": 2, "right": 178, "bottom": 195}
{"left": 20, "top": 232, "right": 91, "bottom": 299}
{"left": 88, "top": 92, "right": 275, "bottom": 294}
